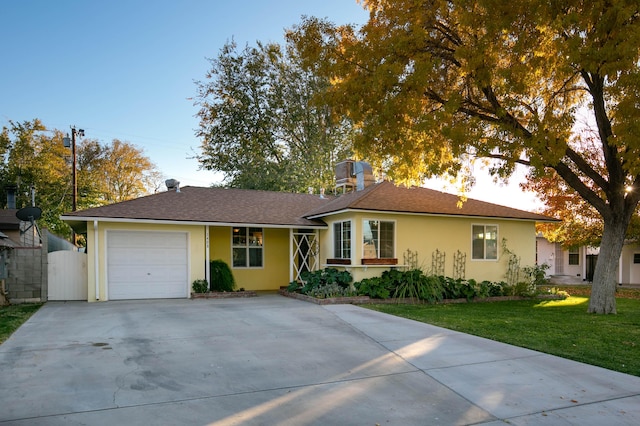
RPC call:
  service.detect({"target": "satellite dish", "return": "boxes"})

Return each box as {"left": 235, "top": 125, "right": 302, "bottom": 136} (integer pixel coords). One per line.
{"left": 16, "top": 206, "right": 42, "bottom": 222}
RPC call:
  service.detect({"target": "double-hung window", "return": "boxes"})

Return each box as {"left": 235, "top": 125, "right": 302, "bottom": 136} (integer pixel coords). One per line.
{"left": 232, "top": 227, "right": 263, "bottom": 268}
{"left": 568, "top": 247, "right": 580, "bottom": 265}
{"left": 362, "top": 220, "right": 395, "bottom": 258}
{"left": 472, "top": 225, "right": 498, "bottom": 260}
{"left": 333, "top": 220, "right": 351, "bottom": 259}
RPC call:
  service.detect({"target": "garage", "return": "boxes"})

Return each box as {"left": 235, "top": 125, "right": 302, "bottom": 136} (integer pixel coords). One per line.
{"left": 107, "top": 231, "right": 189, "bottom": 300}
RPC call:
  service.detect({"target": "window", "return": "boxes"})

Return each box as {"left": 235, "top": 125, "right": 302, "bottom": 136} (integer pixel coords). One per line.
{"left": 333, "top": 221, "right": 351, "bottom": 259}
{"left": 568, "top": 247, "right": 579, "bottom": 265}
{"left": 472, "top": 225, "right": 498, "bottom": 260}
{"left": 362, "top": 220, "right": 395, "bottom": 258}
{"left": 232, "top": 227, "right": 263, "bottom": 268}
{"left": 634, "top": 253, "right": 640, "bottom": 264}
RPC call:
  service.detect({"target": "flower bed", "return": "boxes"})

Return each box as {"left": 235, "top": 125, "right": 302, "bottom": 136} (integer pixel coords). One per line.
{"left": 279, "top": 288, "right": 564, "bottom": 305}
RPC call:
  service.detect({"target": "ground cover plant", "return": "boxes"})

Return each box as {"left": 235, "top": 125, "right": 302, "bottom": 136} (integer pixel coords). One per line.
{"left": 366, "top": 286, "right": 640, "bottom": 377}
{"left": 288, "top": 268, "right": 354, "bottom": 298}
{"left": 290, "top": 268, "right": 539, "bottom": 301}
{"left": 0, "top": 303, "right": 42, "bottom": 344}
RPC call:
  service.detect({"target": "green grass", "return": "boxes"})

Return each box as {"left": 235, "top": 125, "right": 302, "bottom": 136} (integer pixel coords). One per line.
{"left": 366, "top": 293, "right": 640, "bottom": 377}
{"left": 0, "top": 304, "right": 42, "bottom": 344}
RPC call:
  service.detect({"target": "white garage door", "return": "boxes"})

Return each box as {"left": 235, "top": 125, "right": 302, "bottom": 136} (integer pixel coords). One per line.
{"left": 107, "top": 231, "right": 188, "bottom": 300}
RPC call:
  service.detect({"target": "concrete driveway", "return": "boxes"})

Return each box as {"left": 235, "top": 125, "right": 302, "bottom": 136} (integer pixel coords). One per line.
{"left": 1, "top": 294, "right": 639, "bottom": 425}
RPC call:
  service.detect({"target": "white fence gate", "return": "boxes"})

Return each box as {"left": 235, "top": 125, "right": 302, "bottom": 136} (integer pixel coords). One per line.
{"left": 48, "top": 251, "right": 88, "bottom": 301}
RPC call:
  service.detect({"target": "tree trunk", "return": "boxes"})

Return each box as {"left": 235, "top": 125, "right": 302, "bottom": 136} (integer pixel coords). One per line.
{"left": 588, "top": 217, "right": 629, "bottom": 314}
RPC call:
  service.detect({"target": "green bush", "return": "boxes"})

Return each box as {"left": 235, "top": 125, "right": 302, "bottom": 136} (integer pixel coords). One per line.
{"left": 299, "top": 268, "right": 352, "bottom": 295}
{"left": 394, "top": 272, "right": 444, "bottom": 303}
{"left": 441, "top": 277, "right": 477, "bottom": 300}
{"left": 210, "top": 259, "right": 236, "bottom": 292}
{"left": 192, "top": 279, "right": 209, "bottom": 293}
{"left": 503, "top": 281, "right": 537, "bottom": 297}
{"left": 308, "top": 283, "right": 354, "bottom": 299}
{"left": 287, "top": 280, "right": 301, "bottom": 292}
{"left": 355, "top": 277, "right": 391, "bottom": 299}
{"left": 522, "top": 264, "right": 550, "bottom": 287}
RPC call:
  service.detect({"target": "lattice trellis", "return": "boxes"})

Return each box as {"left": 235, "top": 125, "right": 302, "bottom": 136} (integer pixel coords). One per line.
{"left": 403, "top": 249, "right": 418, "bottom": 270}
{"left": 431, "top": 249, "right": 445, "bottom": 276}
{"left": 506, "top": 252, "right": 521, "bottom": 286}
{"left": 452, "top": 250, "right": 466, "bottom": 280}
{"left": 292, "top": 231, "right": 319, "bottom": 282}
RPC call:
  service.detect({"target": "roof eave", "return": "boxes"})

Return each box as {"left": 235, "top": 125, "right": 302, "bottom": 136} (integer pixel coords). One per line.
{"left": 60, "top": 215, "right": 328, "bottom": 229}
{"left": 305, "top": 208, "right": 557, "bottom": 222}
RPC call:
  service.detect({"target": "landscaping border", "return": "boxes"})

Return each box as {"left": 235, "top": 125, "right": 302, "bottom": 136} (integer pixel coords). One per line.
{"left": 191, "top": 291, "right": 258, "bottom": 299}
{"left": 278, "top": 288, "right": 564, "bottom": 305}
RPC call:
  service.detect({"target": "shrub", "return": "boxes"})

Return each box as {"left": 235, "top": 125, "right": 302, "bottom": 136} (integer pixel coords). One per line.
{"left": 522, "top": 264, "right": 550, "bottom": 287}
{"left": 300, "top": 268, "right": 352, "bottom": 295}
{"left": 392, "top": 270, "right": 444, "bottom": 303}
{"left": 307, "top": 283, "right": 354, "bottom": 299}
{"left": 287, "top": 280, "right": 301, "bottom": 292}
{"left": 192, "top": 279, "right": 209, "bottom": 293}
{"left": 210, "top": 259, "right": 235, "bottom": 292}
{"left": 355, "top": 277, "right": 391, "bottom": 299}
{"left": 441, "top": 277, "right": 477, "bottom": 300}
{"left": 503, "top": 281, "right": 537, "bottom": 297}
{"left": 483, "top": 280, "right": 505, "bottom": 297}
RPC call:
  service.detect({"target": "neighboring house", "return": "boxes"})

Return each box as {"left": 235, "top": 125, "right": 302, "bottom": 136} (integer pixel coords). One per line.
{"left": 538, "top": 235, "right": 640, "bottom": 286}
{"left": 62, "top": 171, "right": 555, "bottom": 302}
{"left": 0, "top": 209, "right": 21, "bottom": 244}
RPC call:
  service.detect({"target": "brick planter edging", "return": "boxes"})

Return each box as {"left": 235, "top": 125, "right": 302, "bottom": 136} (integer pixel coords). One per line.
{"left": 278, "top": 289, "right": 565, "bottom": 305}
{"left": 278, "top": 289, "right": 370, "bottom": 305}
{"left": 191, "top": 291, "right": 258, "bottom": 299}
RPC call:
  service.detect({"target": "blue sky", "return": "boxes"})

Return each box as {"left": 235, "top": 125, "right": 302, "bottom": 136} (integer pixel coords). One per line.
{"left": 0, "top": 0, "right": 540, "bottom": 209}
{"left": 1, "top": 0, "right": 369, "bottom": 187}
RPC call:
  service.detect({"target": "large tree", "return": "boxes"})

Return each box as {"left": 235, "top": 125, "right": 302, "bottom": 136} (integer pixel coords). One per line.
{"left": 194, "top": 40, "right": 353, "bottom": 192}
{"left": 523, "top": 133, "right": 640, "bottom": 249}
{"left": 288, "top": 0, "right": 640, "bottom": 313}
{"left": 0, "top": 120, "right": 161, "bottom": 239}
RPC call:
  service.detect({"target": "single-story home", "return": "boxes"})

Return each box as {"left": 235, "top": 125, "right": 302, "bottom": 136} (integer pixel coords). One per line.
{"left": 62, "top": 173, "right": 555, "bottom": 302}
{"left": 537, "top": 236, "right": 640, "bottom": 285}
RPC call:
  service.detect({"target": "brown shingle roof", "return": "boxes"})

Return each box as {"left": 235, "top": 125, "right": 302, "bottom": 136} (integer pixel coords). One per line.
{"left": 62, "top": 182, "right": 556, "bottom": 228}
{"left": 304, "top": 181, "right": 556, "bottom": 222}
{"left": 62, "top": 186, "right": 333, "bottom": 227}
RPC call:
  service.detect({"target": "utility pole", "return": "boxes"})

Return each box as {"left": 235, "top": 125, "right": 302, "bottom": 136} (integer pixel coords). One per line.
{"left": 63, "top": 126, "right": 84, "bottom": 211}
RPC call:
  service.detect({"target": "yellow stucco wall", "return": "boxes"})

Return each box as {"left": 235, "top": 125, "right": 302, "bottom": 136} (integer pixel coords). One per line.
{"left": 209, "top": 226, "right": 291, "bottom": 291}
{"left": 319, "top": 212, "right": 537, "bottom": 284}
{"left": 86, "top": 221, "right": 206, "bottom": 302}
{"left": 85, "top": 212, "right": 537, "bottom": 300}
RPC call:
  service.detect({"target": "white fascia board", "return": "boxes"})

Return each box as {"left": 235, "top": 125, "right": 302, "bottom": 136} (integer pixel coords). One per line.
{"left": 59, "top": 215, "right": 327, "bottom": 229}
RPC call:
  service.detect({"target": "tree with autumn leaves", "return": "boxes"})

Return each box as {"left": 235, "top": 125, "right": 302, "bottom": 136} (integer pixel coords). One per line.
{"left": 288, "top": 0, "right": 640, "bottom": 314}
{"left": 0, "top": 119, "right": 161, "bottom": 239}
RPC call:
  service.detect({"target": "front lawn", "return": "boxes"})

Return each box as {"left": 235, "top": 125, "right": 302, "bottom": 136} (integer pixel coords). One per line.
{"left": 366, "top": 287, "right": 640, "bottom": 377}
{"left": 0, "top": 304, "right": 42, "bottom": 344}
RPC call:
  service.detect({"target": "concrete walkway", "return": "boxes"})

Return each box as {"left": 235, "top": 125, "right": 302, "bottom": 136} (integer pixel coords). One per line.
{"left": 1, "top": 294, "right": 639, "bottom": 425}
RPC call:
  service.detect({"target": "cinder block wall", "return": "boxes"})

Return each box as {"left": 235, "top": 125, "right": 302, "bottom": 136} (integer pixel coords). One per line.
{"left": 6, "top": 233, "right": 48, "bottom": 304}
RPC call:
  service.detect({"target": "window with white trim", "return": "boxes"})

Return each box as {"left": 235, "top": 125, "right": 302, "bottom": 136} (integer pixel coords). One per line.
{"left": 232, "top": 227, "right": 263, "bottom": 268}
{"left": 363, "top": 220, "right": 395, "bottom": 258}
{"left": 472, "top": 225, "right": 498, "bottom": 260}
{"left": 333, "top": 220, "right": 351, "bottom": 259}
